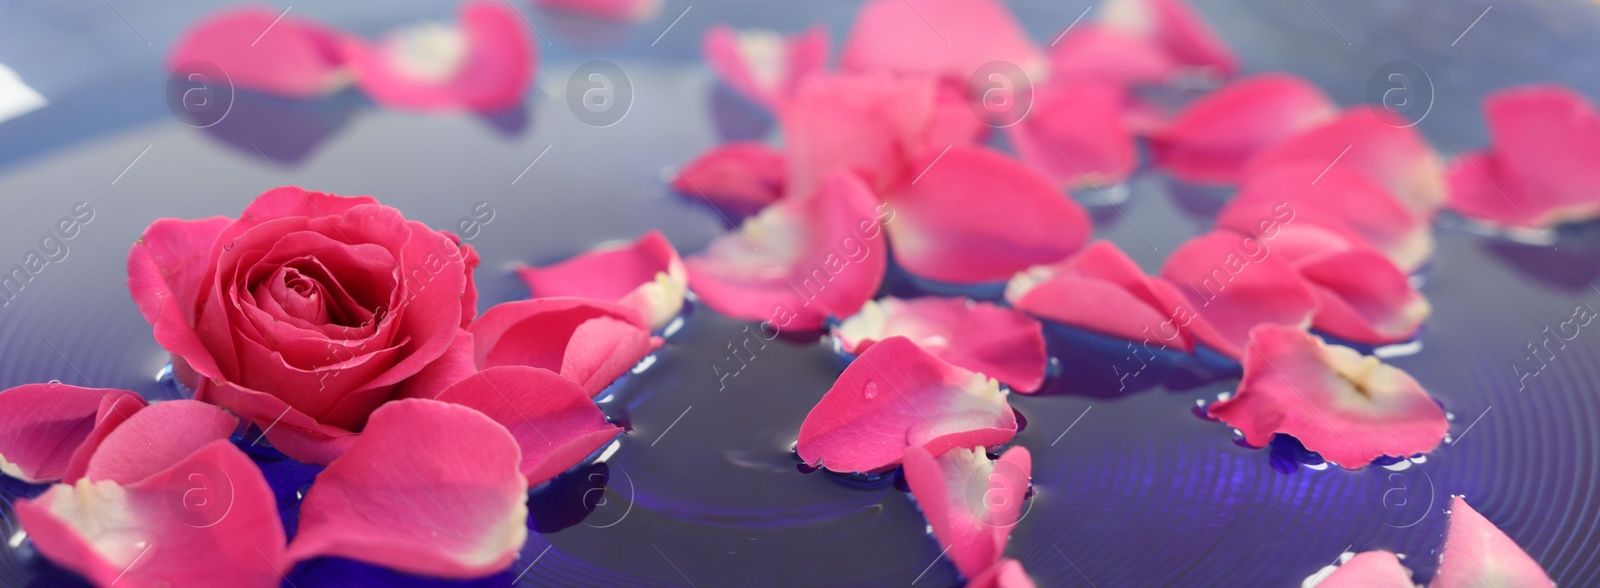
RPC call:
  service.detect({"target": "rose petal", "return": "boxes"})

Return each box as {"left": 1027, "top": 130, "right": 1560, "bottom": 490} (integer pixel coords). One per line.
{"left": 902, "top": 445, "right": 1031, "bottom": 579}
{"left": 1149, "top": 74, "right": 1337, "bottom": 184}
{"left": 671, "top": 142, "right": 788, "bottom": 213}
{"left": 1445, "top": 150, "right": 1533, "bottom": 229}
{"left": 1447, "top": 85, "right": 1600, "bottom": 228}
{"left": 1049, "top": 26, "right": 1178, "bottom": 87}
{"left": 797, "top": 337, "right": 1018, "bottom": 473}
{"left": 286, "top": 399, "right": 528, "bottom": 578}
{"left": 1218, "top": 164, "right": 1434, "bottom": 272}
{"left": 471, "top": 297, "right": 663, "bottom": 396}
{"left": 1007, "top": 241, "right": 1196, "bottom": 352}
{"left": 1007, "top": 79, "right": 1138, "bottom": 189}
{"left": 704, "top": 25, "right": 829, "bottom": 111}
{"left": 835, "top": 297, "right": 1047, "bottom": 392}
{"left": 534, "top": 0, "right": 662, "bottom": 22}
{"left": 16, "top": 441, "right": 287, "bottom": 588}
{"left": 1293, "top": 246, "right": 1430, "bottom": 346}
{"left": 1207, "top": 324, "right": 1448, "bottom": 468}
{"left": 397, "top": 328, "right": 478, "bottom": 399}
{"left": 170, "top": 8, "right": 349, "bottom": 97}
{"left": 0, "top": 384, "right": 146, "bottom": 484}
{"left": 686, "top": 170, "right": 889, "bottom": 331}
{"left": 203, "top": 381, "right": 357, "bottom": 465}
{"left": 434, "top": 366, "right": 623, "bottom": 485}
{"left": 883, "top": 145, "right": 1090, "bottom": 284}
{"left": 1314, "top": 551, "right": 1414, "bottom": 588}
{"left": 1433, "top": 496, "right": 1556, "bottom": 588}
{"left": 1155, "top": 230, "right": 1318, "bottom": 359}
{"left": 517, "top": 230, "right": 688, "bottom": 330}
{"left": 1245, "top": 107, "right": 1448, "bottom": 221}
{"left": 1098, "top": 0, "right": 1237, "bottom": 76}
{"left": 840, "top": 0, "right": 1047, "bottom": 85}
{"left": 346, "top": 1, "right": 535, "bottom": 112}
{"left": 84, "top": 400, "right": 238, "bottom": 486}
{"left": 969, "top": 559, "right": 1038, "bottom": 588}
{"left": 782, "top": 72, "right": 941, "bottom": 197}
{"left": 128, "top": 216, "right": 233, "bottom": 385}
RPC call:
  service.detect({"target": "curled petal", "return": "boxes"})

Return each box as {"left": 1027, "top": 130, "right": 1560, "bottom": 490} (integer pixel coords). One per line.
{"left": 969, "top": 559, "right": 1038, "bottom": 588}
{"left": 85, "top": 400, "right": 237, "bottom": 486}
{"left": 1447, "top": 85, "right": 1600, "bottom": 228}
{"left": 1246, "top": 107, "right": 1447, "bottom": 221}
{"left": 471, "top": 297, "right": 663, "bottom": 396}
{"left": 797, "top": 337, "right": 1018, "bottom": 473}
{"left": 517, "top": 230, "right": 688, "bottom": 330}
{"left": 1049, "top": 26, "right": 1177, "bottom": 87}
{"left": 1294, "top": 246, "right": 1430, "bottom": 346}
{"left": 1313, "top": 551, "right": 1414, "bottom": 588}
{"left": 1219, "top": 164, "right": 1434, "bottom": 272}
{"left": 1007, "top": 80, "right": 1137, "bottom": 189}
{"left": 1099, "top": 0, "right": 1237, "bottom": 76}
{"left": 287, "top": 399, "right": 528, "bottom": 578}
{"left": 1007, "top": 241, "right": 1195, "bottom": 352}
{"left": 686, "top": 170, "right": 889, "bottom": 331}
{"left": 346, "top": 1, "right": 534, "bottom": 112}
{"left": 841, "top": 0, "right": 1047, "bottom": 85}
{"left": 1207, "top": 324, "right": 1448, "bottom": 468}
{"left": 534, "top": 0, "right": 662, "bottom": 22}
{"left": 16, "top": 441, "right": 287, "bottom": 588}
{"left": 835, "top": 297, "right": 1047, "bottom": 392}
{"left": 884, "top": 145, "right": 1089, "bottom": 284}
{"left": 1155, "top": 231, "right": 1318, "bottom": 360}
{"left": 671, "top": 142, "right": 788, "bottom": 213}
{"left": 127, "top": 216, "right": 233, "bottom": 386}
{"left": 203, "top": 381, "right": 357, "bottom": 465}
{"left": 0, "top": 384, "right": 146, "bottom": 484}
{"left": 1149, "top": 74, "right": 1337, "bottom": 184}
{"left": 169, "top": 8, "right": 349, "bottom": 97}
{"left": 1433, "top": 496, "right": 1555, "bottom": 588}
{"left": 433, "top": 366, "right": 622, "bottom": 486}
{"left": 902, "top": 445, "right": 1031, "bottom": 579}
{"left": 783, "top": 73, "right": 941, "bottom": 197}
{"left": 704, "top": 25, "right": 829, "bottom": 111}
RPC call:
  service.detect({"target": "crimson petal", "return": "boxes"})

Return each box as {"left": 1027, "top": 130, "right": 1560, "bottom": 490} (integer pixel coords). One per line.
{"left": 797, "top": 337, "right": 1018, "bottom": 473}
{"left": 902, "top": 445, "right": 1031, "bottom": 579}
{"left": 0, "top": 384, "right": 146, "bottom": 484}
{"left": 1149, "top": 74, "right": 1336, "bottom": 184}
{"left": 517, "top": 230, "right": 687, "bottom": 330}
{"left": 1207, "top": 324, "right": 1448, "bottom": 469}
{"left": 287, "top": 399, "right": 528, "bottom": 578}
{"left": 835, "top": 297, "right": 1047, "bottom": 392}
{"left": 434, "top": 366, "right": 623, "bottom": 485}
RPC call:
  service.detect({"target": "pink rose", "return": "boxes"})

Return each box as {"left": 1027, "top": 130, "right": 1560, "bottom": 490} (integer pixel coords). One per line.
{"left": 128, "top": 187, "right": 480, "bottom": 464}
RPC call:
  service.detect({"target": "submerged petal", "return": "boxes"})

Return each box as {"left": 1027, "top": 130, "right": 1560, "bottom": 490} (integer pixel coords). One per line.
{"left": 902, "top": 445, "right": 1031, "bottom": 579}
{"left": 835, "top": 297, "right": 1047, "bottom": 392}
{"left": 1207, "top": 324, "right": 1448, "bottom": 469}
{"left": 797, "top": 337, "right": 1018, "bottom": 473}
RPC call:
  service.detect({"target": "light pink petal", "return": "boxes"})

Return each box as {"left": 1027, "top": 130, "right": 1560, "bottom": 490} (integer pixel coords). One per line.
{"left": 1007, "top": 79, "right": 1138, "bottom": 189}
{"left": 835, "top": 297, "right": 1047, "bottom": 392}
{"left": 1445, "top": 150, "right": 1536, "bottom": 229}
{"left": 1155, "top": 231, "right": 1318, "bottom": 359}
{"left": 782, "top": 72, "right": 941, "bottom": 197}
{"left": 434, "top": 366, "right": 622, "bottom": 485}
{"left": 1207, "top": 324, "right": 1448, "bottom": 468}
{"left": 840, "top": 0, "right": 1047, "bottom": 85}
{"left": 1434, "top": 496, "right": 1556, "bottom": 588}
{"left": 686, "top": 170, "right": 889, "bottom": 331}
{"left": 1316, "top": 551, "right": 1414, "bottom": 588}
{"left": 1049, "top": 26, "right": 1178, "bottom": 87}
{"left": 347, "top": 1, "right": 535, "bottom": 112}
{"left": 969, "top": 559, "right": 1039, "bottom": 588}
{"left": 287, "top": 399, "right": 528, "bottom": 578}
{"left": 1007, "top": 241, "right": 1196, "bottom": 353}
{"left": 1245, "top": 107, "right": 1448, "bottom": 221}
{"left": 704, "top": 24, "right": 829, "bottom": 111}
{"left": 671, "top": 142, "right": 788, "bottom": 212}
{"left": 170, "top": 8, "right": 348, "bottom": 97}
{"left": 1295, "top": 248, "right": 1430, "bottom": 346}
{"left": 1098, "top": 0, "right": 1237, "bottom": 76}
{"left": 884, "top": 145, "right": 1089, "bottom": 284}
{"left": 0, "top": 384, "right": 146, "bottom": 484}
{"left": 85, "top": 400, "right": 237, "bottom": 486}
{"left": 16, "top": 441, "right": 287, "bottom": 588}
{"left": 927, "top": 80, "right": 990, "bottom": 148}
{"left": 1219, "top": 164, "right": 1434, "bottom": 272}
{"left": 534, "top": 0, "right": 662, "bottom": 22}
{"left": 796, "top": 337, "right": 1017, "bottom": 473}
{"left": 1448, "top": 85, "right": 1600, "bottom": 227}
{"left": 470, "top": 297, "right": 663, "bottom": 396}
{"left": 902, "top": 445, "right": 1031, "bottom": 579}
{"left": 127, "top": 216, "right": 233, "bottom": 384}
{"left": 517, "top": 230, "right": 688, "bottom": 330}
{"left": 1149, "top": 74, "right": 1337, "bottom": 184}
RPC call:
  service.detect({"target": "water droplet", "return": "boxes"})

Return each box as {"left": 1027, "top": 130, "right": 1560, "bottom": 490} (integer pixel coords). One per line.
{"left": 863, "top": 381, "right": 879, "bottom": 400}
{"left": 46, "top": 379, "right": 61, "bottom": 386}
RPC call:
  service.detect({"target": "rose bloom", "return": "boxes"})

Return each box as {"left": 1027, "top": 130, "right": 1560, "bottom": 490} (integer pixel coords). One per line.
{"left": 128, "top": 187, "right": 479, "bottom": 463}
